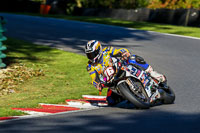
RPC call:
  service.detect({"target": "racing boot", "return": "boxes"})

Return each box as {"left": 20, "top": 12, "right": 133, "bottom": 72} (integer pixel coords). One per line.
{"left": 106, "top": 89, "right": 124, "bottom": 106}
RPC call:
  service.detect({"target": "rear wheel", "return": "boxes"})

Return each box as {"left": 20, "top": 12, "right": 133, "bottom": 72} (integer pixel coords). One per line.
{"left": 118, "top": 81, "right": 150, "bottom": 109}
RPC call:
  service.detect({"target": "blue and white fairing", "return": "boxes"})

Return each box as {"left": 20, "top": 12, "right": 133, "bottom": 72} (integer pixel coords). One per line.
{"left": 128, "top": 55, "right": 149, "bottom": 70}
{"left": 125, "top": 65, "right": 153, "bottom": 97}
{"left": 123, "top": 57, "right": 154, "bottom": 97}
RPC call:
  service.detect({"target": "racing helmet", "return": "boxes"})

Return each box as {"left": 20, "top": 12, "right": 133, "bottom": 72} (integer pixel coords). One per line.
{"left": 85, "top": 40, "right": 102, "bottom": 64}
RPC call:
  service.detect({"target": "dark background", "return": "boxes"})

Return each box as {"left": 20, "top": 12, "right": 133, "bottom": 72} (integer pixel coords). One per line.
{"left": 0, "top": 0, "right": 199, "bottom": 27}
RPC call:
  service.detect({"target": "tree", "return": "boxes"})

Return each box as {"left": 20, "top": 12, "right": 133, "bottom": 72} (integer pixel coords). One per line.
{"left": 148, "top": 0, "right": 200, "bottom": 9}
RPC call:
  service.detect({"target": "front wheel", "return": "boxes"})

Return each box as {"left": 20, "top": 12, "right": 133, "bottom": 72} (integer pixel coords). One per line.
{"left": 118, "top": 81, "right": 150, "bottom": 109}
{"left": 160, "top": 86, "right": 175, "bottom": 104}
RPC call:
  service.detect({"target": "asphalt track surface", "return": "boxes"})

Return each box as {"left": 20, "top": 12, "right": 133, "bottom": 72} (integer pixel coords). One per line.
{"left": 0, "top": 13, "right": 200, "bottom": 133}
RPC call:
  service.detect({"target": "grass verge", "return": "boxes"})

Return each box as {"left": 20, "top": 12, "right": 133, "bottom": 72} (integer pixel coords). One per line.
{"left": 12, "top": 13, "right": 200, "bottom": 38}
{"left": 0, "top": 38, "right": 106, "bottom": 117}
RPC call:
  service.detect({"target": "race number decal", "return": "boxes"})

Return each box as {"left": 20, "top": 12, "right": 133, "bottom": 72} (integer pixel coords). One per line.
{"left": 104, "top": 67, "right": 115, "bottom": 81}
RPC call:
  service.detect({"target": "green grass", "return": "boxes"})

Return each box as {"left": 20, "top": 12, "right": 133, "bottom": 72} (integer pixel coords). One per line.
{"left": 0, "top": 38, "right": 107, "bottom": 117}
{"left": 0, "top": 108, "right": 26, "bottom": 117}
{"left": 1, "top": 13, "right": 200, "bottom": 117}
{"left": 12, "top": 12, "right": 200, "bottom": 38}
{"left": 50, "top": 15, "right": 200, "bottom": 38}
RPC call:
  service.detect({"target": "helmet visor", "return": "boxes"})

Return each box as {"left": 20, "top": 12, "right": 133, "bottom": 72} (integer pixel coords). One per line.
{"left": 86, "top": 47, "right": 100, "bottom": 60}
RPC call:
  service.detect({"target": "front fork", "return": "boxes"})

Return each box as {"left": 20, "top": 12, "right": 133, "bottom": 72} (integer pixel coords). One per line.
{"left": 126, "top": 77, "right": 162, "bottom": 104}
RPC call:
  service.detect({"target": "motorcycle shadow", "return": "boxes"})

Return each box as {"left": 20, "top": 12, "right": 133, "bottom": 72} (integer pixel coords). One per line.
{"left": 112, "top": 100, "right": 166, "bottom": 109}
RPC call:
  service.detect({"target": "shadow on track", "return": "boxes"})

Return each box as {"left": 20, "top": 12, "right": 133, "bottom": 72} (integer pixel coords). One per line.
{"left": 0, "top": 109, "right": 199, "bottom": 133}
{"left": 2, "top": 14, "right": 157, "bottom": 55}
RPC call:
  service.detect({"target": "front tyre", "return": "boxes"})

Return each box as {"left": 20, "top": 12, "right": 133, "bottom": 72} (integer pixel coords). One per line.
{"left": 161, "top": 86, "right": 175, "bottom": 104}
{"left": 118, "top": 82, "right": 150, "bottom": 109}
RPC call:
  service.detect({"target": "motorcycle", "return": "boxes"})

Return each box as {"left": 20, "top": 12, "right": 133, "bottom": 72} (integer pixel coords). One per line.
{"left": 100, "top": 55, "right": 175, "bottom": 109}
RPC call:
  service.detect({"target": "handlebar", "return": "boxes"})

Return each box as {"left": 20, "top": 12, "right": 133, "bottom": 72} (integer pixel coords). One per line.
{"left": 100, "top": 57, "right": 128, "bottom": 88}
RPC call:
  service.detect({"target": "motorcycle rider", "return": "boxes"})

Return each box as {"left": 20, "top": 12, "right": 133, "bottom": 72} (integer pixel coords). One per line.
{"left": 85, "top": 40, "right": 166, "bottom": 106}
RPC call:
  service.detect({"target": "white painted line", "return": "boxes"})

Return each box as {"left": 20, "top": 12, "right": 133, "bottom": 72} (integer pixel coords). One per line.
{"left": 82, "top": 95, "right": 107, "bottom": 100}
{"left": 39, "top": 103, "right": 78, "bottom": 108}
{"left": 66, "top": 101, "right": 104, "bottom": 108}
{"left": 65, "top": 104, "right": 99, "bottom": 109}
{"left": 19, "top": 111, "right": 50, "bottom": 116}
{"left": 39, "top": 103, "right": 95, "bottom": 109}
{"left": 126, "top": 28, "right": 200, "bottom": 40}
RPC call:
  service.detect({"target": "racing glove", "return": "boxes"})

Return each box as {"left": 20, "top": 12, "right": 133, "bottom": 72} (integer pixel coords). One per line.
{"left": 121, "top": 51, "right": 130, "bottom": 61}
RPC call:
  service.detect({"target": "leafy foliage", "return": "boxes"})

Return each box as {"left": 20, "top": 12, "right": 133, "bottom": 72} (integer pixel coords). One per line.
{"left": 72, "top": 0, "right": 149, "bottom": 9}
{"left": 148, "top": 0, "right": 200, "bottom": 9}
{"left": 67, "top": 0, "right": 200, "bottom": 10}
{"left": 0, "top": 63, "right": 44, "bottom": 96}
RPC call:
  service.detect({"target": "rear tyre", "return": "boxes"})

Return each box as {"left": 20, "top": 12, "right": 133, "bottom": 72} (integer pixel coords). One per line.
{"left": 118, "top": 81, "right": 150, "bottom": 109}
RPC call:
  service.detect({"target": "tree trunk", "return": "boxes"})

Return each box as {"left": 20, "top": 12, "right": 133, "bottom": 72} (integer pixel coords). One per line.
{"left": 185, "top": 8, "right": 191, "bottom": 26}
